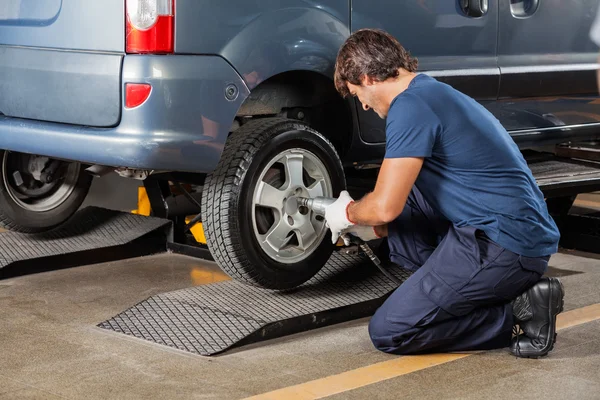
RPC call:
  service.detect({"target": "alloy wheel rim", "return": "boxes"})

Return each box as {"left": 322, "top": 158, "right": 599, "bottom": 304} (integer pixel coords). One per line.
{"left": 251, "top": 148, "right": 333, "bottom": 264}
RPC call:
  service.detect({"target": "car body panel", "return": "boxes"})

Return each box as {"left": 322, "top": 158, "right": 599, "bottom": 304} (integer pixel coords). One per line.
{"left": 351, "top": 0, "right": 500, "bottom": 144}
{"left": 0, "top": 46, "right": 123, "bottom": 126}
{"left": 0, "top": 55, "right": 250, "bottom": 172}
{"left": 0, "top": 0, "right": 125, "bottom": 126}
{"left": 174, "top": 0, "right": 350, "bottom": 90}
{"left": 497, "top": 0, "right": 600, "bottom": 131}
{"left": 0, "top": 0, "right": 124, "bottom": 51}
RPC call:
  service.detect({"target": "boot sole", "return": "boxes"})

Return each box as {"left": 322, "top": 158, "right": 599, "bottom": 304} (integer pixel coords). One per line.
{"left": 517, "top": 277, "right": 564, "bottom": 359}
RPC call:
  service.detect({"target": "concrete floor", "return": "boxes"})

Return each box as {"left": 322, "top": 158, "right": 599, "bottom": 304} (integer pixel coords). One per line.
{"left": 0, "top": 248, "right": 599, "bottom": 399}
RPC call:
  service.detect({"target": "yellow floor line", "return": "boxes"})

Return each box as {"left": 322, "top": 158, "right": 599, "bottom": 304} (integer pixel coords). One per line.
{"left": 243, "top": 353, "right": 471, "bottom": 400}
{"left": 244, "top": 303, "right": 600, "bottom": 400}
{"left": 557, "top": 303, "right": 600, "bottom": 330}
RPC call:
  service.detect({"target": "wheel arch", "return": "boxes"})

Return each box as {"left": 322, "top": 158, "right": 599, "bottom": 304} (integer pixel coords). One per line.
{"left": 234, "top": 70, "right": 355, "bottom": 160}
{"left": 220, "top": 6, "right": 354, "bottom": 158}
{"left": 221, "top": 7, "right": 349, "bottom": 92}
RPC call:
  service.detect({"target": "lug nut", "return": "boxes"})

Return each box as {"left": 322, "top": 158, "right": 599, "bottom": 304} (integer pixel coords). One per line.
{"left": 12, "top": 171, "right": 23, "bottom": 187}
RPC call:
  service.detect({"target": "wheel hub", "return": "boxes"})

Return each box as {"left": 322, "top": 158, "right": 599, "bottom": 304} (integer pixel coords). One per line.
{"left": 284, "top": 196, "right": 299, "bottom": 216}
{"left": 28, "top": 156, "right": 49, "bottom": 182}
{"left": 251, "top": 148, "right": 333, "bottom": 264}
{"left": 2, "top": 152, "right": 81, "bottom": 212}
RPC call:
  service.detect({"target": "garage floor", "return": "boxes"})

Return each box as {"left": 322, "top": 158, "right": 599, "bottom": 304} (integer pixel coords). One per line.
{"left": 1, "top": 190, "right": 600, "bottom": 399}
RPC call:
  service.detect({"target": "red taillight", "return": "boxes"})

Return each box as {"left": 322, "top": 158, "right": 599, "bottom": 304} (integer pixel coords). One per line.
{"left": 126, "top": 0, "right": 174, "bottom": 54}
{"left": 125, "top": 83, "right": 152, "bottom": 108}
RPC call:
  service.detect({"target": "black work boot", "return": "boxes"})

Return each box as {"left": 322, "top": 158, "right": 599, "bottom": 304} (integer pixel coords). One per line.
{"left": 510, "top": 277, "right": 565, "bottom": 358}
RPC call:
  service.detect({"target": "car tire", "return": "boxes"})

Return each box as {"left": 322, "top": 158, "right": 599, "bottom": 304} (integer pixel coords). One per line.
{"left": 201, "top": 118, "right": 346, "bottom": 289}
{"left": 0, "top": 151, "right": 93, "bottom": 233}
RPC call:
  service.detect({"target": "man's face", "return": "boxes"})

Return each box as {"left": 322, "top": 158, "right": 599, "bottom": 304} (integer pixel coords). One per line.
{"left": 347, "top": 80, "right": 389, "bottom": 119}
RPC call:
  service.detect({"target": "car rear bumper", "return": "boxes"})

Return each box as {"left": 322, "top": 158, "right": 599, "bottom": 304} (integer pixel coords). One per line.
{"left": 0, "top": 55, "right": 249, "bottom": 173}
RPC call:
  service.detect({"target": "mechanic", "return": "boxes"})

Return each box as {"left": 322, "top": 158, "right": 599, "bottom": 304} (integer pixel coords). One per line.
{"left": 325, "top": 28, "right": 565, "bottom": 358}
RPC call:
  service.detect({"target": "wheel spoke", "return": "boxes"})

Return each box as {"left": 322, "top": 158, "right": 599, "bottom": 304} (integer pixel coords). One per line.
{"left": 283, "top": 153, "right": 305, "bottom": 189}
{"left": 306, "top": 178, "right": 327, "bottom": 198}
{"left": 295, "top": 215, "right": 318, "bottom": 250}
{"left": 262, "top": 219, "right": 293, "bottom": 251}
{"left": 255, "top": 181, "right": 286, "bottom": 209}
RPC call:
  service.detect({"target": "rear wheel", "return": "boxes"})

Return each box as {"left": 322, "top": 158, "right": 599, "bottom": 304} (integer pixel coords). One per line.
{"left": 201, "top": 118, "right": 345, "bottom": 289}
{"left": 0, "top": 151, "right": 92, "bottom": 233}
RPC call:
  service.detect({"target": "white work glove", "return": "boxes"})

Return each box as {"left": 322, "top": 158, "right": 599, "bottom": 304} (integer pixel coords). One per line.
{"left": 341, "top": 225, "right": 380, "bottom": 246}
{"left": 324, "top": 190, "right": 355, "bottom": 244}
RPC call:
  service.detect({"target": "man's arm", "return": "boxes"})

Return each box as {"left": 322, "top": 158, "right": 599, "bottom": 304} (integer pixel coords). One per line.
{"left": 324, "top": 95, "right": 436, "bottom": 243}
{"left": 347, "top": 157, "right": 424, "bottom": 226}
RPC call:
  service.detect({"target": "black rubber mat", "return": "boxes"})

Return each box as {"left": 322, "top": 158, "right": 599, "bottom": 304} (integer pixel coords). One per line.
{"left": 99, "top": 251, "right": 413, "bottom": 356}
{"left": 0, "top": 206, "right": 171, "bottom": 276}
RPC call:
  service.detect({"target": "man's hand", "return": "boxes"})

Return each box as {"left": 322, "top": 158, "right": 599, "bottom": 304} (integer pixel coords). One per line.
{"left": 341, "top": 225, "right": 380, "bottom": 245}
{"left": 324, "top": 190, "right": 355, "bottom": 244}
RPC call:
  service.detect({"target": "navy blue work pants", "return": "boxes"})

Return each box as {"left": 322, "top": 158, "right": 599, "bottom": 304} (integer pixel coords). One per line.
{"left": 369, "top": 187, "right": 548, "bottom": 354}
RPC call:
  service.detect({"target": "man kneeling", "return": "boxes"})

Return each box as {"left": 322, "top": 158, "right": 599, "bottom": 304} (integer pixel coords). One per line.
{"left": 325, "top": 29, "right": 564, "bottom": 358}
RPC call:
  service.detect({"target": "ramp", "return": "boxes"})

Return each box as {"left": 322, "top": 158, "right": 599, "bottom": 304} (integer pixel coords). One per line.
{"left": 98, "top": 251, "right": 413, "bottom": 356}
{"left": 0, "top": 206, "right": 172, "bottom": 278}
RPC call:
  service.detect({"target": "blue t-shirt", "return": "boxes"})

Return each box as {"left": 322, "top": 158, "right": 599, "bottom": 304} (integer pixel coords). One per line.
{"left": 385, "top": 73, "right": 560, "bottom": 257}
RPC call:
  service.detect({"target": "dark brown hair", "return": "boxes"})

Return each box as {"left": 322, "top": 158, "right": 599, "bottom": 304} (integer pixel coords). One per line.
{"left": 334, "top": 29, "right": 418, "bottom": 97}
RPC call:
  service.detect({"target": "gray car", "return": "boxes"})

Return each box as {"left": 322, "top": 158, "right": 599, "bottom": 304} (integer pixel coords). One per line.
{"left": 1, "top": 0, "right": 600, "bottom": 288}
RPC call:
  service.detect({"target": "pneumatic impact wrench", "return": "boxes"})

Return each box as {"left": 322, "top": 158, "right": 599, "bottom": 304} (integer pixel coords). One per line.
{"left": 296, "top": 196, "right": 402, "bottom": 286}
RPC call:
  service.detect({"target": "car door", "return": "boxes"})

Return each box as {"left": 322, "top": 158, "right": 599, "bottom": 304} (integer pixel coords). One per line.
{"left": 350, "top": 0, "right": 500, "bottom": 144}
{"left": 496, "top": 0, "right": 600, "bottom": 133}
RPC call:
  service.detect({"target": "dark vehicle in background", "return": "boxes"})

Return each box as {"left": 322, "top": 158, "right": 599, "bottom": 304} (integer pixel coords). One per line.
{"left": 1, "top": 0, "right": 600, "bottom": 288}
